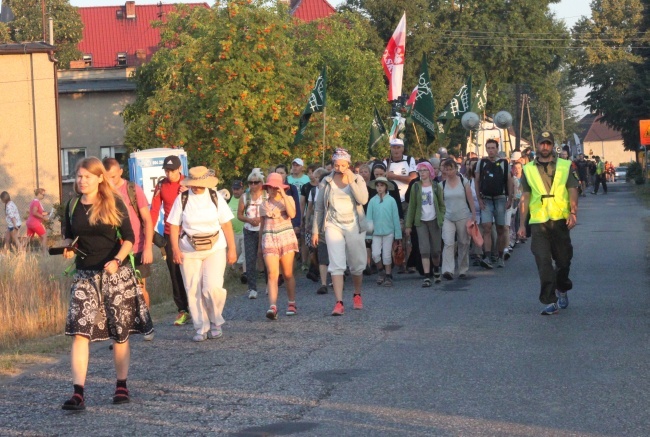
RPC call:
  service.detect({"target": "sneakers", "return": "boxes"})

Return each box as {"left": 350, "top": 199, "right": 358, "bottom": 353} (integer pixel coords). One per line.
{"left": 240, "top": 274, "right": 248, "bottom": 284}
{"left": 376, "top": 270, "right": 386, "bottom": 285}
{"left": 503, "top": 249, "right": 511, "bottom": 260}
{"left": 556, "top": 291, "right": 569, "bottom": 309}
{"left": 266, "top": 306, "right": 278, "bottom": 320}
{"left": 541, "top": 302, "right": 560, "bottom": 315}
{"left": 208, "top": 324, "right": 223, "bottom": 339}
{"left": 442, "top": 272, "right": 453, "bottom": 280}
{"left": 433, "top": 271, "right": 441, "bottom": 283}
{"left": 382, "top": 275, "right": 393, "bottom": 287}
{"left": 316, "top": 285, "right": 328, "bottom": 295}
{"left": 496, "top": 257, "right": 505, "bottom": 268}
{"left": 143, "top": 331, "right": 155, "bottom": 341}
{"left": 422, "top": 277, "right": 432, "bottom": 288}
{"left": 332, "top": 301, "right": 345, "bottom": 316}
{"left": 301, "top": 263, "right": 309, "bottom": 272}
{"left": 480, "top": 257, "right": 494, "bottom": 269}
{"left": 286, "top": 303, "right": 297, "bottom": 316}
{"left": 248, "top": 289, "right": 258, "bottom": 299}
{"left": 192, "top": 332, "right": 208, "bottom": 342}
{"left": 353, "top": 294, "right": 363, "bottom": 310}
{"left": 174, "top": 310, "right": 191, "bottom": 326}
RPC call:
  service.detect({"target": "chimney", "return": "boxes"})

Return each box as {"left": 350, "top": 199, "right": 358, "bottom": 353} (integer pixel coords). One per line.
{"left": 125, "top": 1, "right": 136, "bottom": 19}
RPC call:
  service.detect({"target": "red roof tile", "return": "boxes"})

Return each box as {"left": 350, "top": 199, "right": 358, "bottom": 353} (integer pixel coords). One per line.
{"left": 584, "top": 116, "right": 623, "bottom": 142}
{"left": 291, "top": 0, "right": 336, "bottom": 22}
{"left": 77, "top": 2, "right": 209, "bottom": 68}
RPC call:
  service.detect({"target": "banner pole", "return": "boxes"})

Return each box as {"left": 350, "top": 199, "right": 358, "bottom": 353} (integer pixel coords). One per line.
{"left": 322, "top": 107, "right": 326, "bottom": 167}
{"left": 412, "top": 124, "right": 424, "bottom": 158}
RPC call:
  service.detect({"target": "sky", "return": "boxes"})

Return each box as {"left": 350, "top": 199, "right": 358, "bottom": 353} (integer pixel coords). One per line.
{"left": 64, "top": 0, "right": 593, "bottom": 116}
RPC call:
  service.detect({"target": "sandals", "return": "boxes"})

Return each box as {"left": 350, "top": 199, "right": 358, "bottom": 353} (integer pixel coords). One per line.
{"left": 62, "top": 393, "right": 85, "bottom": 411}
{"left": 422, "top": 278, "right": 432, "bottom": 288}
{"left": 113, "top": 387, "right": 130, "bottom": 404}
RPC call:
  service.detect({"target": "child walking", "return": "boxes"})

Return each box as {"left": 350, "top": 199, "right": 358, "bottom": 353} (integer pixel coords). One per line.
{"left": 366, "top": 177, "right": 402, "bottom": 287}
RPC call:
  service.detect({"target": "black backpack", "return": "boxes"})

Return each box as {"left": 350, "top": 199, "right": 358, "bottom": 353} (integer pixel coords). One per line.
{"left": 478, "top": 158, "right": 508, "bottom": 197}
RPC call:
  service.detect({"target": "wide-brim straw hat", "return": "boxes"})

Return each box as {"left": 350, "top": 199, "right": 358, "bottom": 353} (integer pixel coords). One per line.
{"left": 181, "top": 166, "right": 219, "bottom": 188}
{"left": 263, "top": 172, "right": 289, "bottom": 190}
{"left": 368, "top": 176, "right": 395, "bottom": 191}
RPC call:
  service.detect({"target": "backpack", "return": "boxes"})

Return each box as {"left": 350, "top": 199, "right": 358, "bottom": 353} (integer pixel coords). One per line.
{"left": 242, "top": 190, "right": 267, "bottom": 217}
{"left": 125, "top": 181, "right": 142, "bottom": 224}
{"left": 180, "top": 189, "right": 219, "bottom": 214}
{"left": 478, "top": 158, "right": 508, "bottom": 197}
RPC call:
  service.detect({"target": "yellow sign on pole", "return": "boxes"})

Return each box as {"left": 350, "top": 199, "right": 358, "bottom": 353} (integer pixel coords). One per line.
{"left": 639, "top": 120, "right": 650, "bottom": 145}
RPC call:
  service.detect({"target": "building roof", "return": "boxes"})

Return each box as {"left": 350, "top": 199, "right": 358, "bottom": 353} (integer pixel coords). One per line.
{"left": 290, "top": 0, "right": 336, "bottom": 22}
{"left": 0, "top": 42, "right": 55, "bottom": 55}
{"left": 76, "top": 2, "right": 209, "bottom": 69}
{"left": 583, "top": 115, "right": 623, "bottom": 142}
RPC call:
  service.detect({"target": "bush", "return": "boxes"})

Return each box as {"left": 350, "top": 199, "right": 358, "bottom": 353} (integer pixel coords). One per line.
{"left": 626, "top": 161, "right": 645, "bottom": 184}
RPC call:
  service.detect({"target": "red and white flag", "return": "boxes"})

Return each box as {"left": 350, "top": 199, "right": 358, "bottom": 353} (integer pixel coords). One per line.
{"left": 406, "top": 85, "right": 417, "bottom": 108}
{"left": 381, "top": 13, "right": 406, "bottom": 102}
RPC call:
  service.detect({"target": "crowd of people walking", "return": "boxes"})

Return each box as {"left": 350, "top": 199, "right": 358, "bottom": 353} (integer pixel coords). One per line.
{"left": 0, "top": 129, "right": 589, "bottom": 410}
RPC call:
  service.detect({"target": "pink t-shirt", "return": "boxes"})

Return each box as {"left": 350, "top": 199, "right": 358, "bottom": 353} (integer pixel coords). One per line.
{"left": 116, "top": 180, "right": 149, "bottom": 253}
{"left": 26, "top": 199, "right": 44, "bottom": 227}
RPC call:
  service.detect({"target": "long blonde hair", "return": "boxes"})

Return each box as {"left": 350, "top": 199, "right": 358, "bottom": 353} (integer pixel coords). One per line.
{"left": 74, "top": 157, "right": 122, "bottom": 227}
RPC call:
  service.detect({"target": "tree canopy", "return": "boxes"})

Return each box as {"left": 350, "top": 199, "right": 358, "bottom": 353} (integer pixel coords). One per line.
{"left": 570, "top": 0, "right": 650, "bottom": 150}
{"left": 5, "top": 0, "right": 83, "bottom": 68}
{"left": 123, "top": 1, "right": 386, "bottom": 182}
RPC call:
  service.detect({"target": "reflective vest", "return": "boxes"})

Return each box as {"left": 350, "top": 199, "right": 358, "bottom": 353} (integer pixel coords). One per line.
{"left": 523, "top": 159, "right": 571, "bottom": 224}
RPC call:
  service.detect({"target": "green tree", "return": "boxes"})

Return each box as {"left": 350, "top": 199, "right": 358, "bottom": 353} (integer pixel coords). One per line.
{"left": 570, "top": 0, "right": 650, "bottom": 150}
{"left": 6, "top": 0, "right": 83, "bottom": 68}
{"left": 123, "top": 1, "right": 388, "bottom": 182}
{"left": 0, "top": 22, "right": 11, "bottom": 43}
{"left": 345, "top": 0, "right": 573, "bottom": 151}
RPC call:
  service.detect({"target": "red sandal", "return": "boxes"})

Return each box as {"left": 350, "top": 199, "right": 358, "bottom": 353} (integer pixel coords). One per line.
{"left": 62, "top": 393, "right": 85, "bottom": 411}
{"left": 113, "top": 387, "right": 130, "bottom": 404}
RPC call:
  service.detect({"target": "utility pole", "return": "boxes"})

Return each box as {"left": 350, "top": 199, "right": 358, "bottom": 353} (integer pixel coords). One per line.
{"left": 560, "top": 106, "right": 566, "bottom": 144}
{"left": 526, "top": 95, "right": 535, "bottom": 148}
{"left": 41, "top": 0, "right": 46, "bottom": 42}
{"left": 517, "top": 93, "right": 525, "bottom": 151}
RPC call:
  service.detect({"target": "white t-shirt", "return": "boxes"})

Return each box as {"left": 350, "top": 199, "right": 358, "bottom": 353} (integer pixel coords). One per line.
{"left": 420, "top": 185, "right": 436, "bottom": 221}
{"left": 167, "top": 189, "right": 234, "bottom": 257}
{"left": 242, "top": 192, "right": 263, "bottom": 231}
{"left": 384, "top": 156, "right": 417, "bottom": 202}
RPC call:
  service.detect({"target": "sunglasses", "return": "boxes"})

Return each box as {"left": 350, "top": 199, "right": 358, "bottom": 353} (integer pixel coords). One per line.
{"left": 249, "top": 181, "right": 261, "bottom": 185}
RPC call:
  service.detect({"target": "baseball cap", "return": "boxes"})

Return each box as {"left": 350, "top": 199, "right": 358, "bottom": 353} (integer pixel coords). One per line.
{"left": 292, "top": 158, "right": 304, "bottom": 166}
{"left": 536, "top": 131, "right": 555, "bottom": 145}
{"left": 162, "top": 155, "right": 182, "bottom": 170}
{"left": 510, "top": 151, "right": 522, "bottom": 161}
{"left": 390, "top": 138, "right": 404, "bottom": 147}
{"left": 231, "top": 180, "right": 243, "bottom": 189}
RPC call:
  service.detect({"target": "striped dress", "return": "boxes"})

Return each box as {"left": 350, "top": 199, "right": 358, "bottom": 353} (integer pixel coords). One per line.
{"left": 259, "top": 197, "right": 299, "bottom": 257}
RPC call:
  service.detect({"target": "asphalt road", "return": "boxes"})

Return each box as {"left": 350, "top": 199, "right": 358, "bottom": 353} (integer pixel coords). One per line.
{"left": 1, "top": 182, "right": 649, "bottom": 436}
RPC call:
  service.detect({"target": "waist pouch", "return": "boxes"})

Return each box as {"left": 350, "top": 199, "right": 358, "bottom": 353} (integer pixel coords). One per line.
{"left": 187, "top": 232, "right": 220, "bottom": 251}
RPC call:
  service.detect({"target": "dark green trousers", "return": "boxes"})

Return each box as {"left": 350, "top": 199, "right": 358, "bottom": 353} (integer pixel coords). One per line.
{"left": 530, "top": 219, "right": 573, "bottom": 305}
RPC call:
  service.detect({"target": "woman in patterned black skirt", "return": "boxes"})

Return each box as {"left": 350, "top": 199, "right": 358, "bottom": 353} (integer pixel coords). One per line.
{"left": 61, "top": 157, "right": 153, "bottom": 411}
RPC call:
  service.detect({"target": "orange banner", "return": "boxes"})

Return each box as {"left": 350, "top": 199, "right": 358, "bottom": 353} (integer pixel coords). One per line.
{"left": 640, "top": 120, "right": 650, "bottom": 146}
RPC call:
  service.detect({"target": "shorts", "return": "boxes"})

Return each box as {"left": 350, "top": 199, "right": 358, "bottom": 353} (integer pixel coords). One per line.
{"left": 317, "top": 240, "right": 329, "bottom": 266}
{"left": 133, "top": 252, "right": 152, "bottom": 279}
{"left": 480, "top": 196, "right": 507, "bottom": 226}
{"left": 26, "top": 222, "right": 46, "bottom": 237}
{"left": 261, "top": 229, "right": 299, "bottom": 258}
{"left": 7, "top": 225, "right": 20, "bottom": 232}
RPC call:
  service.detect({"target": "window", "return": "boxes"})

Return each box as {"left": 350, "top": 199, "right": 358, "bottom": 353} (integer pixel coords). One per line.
{"left": 82, "top": 54, "right": 92, "bottom": 67}
{"left": 62, "top": 148, "right": 87, "bottom": 181}
{"left": 117, "top": 52, "right": 127, "bottom": 67}
{"left": 100, "top": 146, "right": 127, "bottom": 164}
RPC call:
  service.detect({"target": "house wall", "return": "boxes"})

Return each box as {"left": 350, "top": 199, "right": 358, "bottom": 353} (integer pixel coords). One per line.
{"left": 582, "top": 140, "right": 636, "bottom": 166}
{"left": 0, "top": 52, "right": 61, "bottom": 226}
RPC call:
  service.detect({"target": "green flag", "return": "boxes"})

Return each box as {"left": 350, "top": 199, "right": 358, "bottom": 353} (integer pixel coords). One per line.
{"left": 436, "top": 119, "right": 452, "bottom": 144}
{"left": 471, "top": 73, "right": 487, "bottom": 113}
{"left": 368, "top": 105, "right": 387, "bottom": 155}
{"left": 294, "top": 66, "right": 327, "bottom": 145}
{"left": 438, "top": 75, "right": 472, "bottom": 121}
{"left": 411, "top": 53, "right": 436, "bottom": 137}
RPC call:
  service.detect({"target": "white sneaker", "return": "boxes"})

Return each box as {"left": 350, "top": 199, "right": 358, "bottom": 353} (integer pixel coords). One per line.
{"left": 248, "top": 289, "right": 258, "bottom": 299}
{"left": 143, "top": 332, "right": 154, "bottom": 341}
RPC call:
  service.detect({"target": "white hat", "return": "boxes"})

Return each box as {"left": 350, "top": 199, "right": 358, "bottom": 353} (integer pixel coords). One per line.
{"left": 292, "top": 158, "right": 304, "bottom": 166}
{"left": 511, "top": 151, "right": 522, "bottom": 161}
{"left": 390, "top": 138, "right": 404, "bottom": 147}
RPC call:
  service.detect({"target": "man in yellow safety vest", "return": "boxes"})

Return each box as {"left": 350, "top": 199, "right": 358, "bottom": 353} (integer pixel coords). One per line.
{"left": 518, "top": 131, "right": 580, "bottom": 315}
